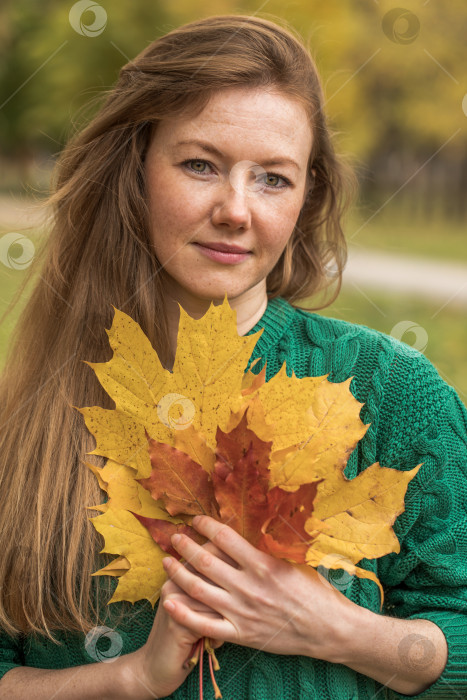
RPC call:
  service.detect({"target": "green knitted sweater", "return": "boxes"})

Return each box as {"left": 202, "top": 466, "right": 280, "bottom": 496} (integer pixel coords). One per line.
{"left": 1, "top": 296, "right": 467, "bottom": 699}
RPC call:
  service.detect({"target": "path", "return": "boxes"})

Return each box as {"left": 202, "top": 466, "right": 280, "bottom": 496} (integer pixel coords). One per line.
{"left": 344, "top": 247, "right": 467, "bottom": 306}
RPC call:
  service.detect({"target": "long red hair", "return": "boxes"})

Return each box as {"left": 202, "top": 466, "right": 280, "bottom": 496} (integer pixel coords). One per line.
{"left": 0, "top": 13, "right": 356, "bottom": 640}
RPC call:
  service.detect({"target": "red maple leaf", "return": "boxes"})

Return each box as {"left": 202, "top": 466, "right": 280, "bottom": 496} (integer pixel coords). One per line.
{"left": 136, "top": 408, "right": 320, "bottom": 564}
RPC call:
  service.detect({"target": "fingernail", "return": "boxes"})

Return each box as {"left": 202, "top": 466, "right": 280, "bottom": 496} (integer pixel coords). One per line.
{"left": 164, "top": 600, "right": 175, "bottom": 611}
{"left": 171, "top": 533, "right": 182, "bottom": 545}
{"left": 162, "top": 557, "right": 173, "bottom": 568}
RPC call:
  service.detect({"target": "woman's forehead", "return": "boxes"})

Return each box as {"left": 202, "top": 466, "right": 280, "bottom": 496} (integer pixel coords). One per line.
{"left": 151, "top": 87, "right": 313, "bottom": 161}
{"left": 178, "top": 85, "right": 308, "bottom": 125}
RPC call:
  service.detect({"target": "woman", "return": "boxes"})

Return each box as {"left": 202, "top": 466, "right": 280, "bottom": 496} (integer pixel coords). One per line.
{"left": 0, "top": 14, "right": 466, "bottom": 700}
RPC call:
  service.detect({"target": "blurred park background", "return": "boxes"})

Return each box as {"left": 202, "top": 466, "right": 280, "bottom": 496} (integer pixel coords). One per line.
{"left": 0, "top": 0, "right": 466, "bottom": 403}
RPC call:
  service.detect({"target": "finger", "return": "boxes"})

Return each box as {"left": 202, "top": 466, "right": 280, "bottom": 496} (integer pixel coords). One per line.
{"left": 162, "top": 579, "right": 225, "bottom": 617}
{"left": 183, "top": 539, "right": 238, "bottom": 580}
{"left": 163, "top": 596, "right": 234, "bottom": 643}
{"left": 196, "top": 538, "right": 240, "bottom": 569}
{"left": 166, "top": 591, "right": 225, "bottom": 617}
{"left": 162, "top": 575, "right": 188, "bottom": 596}
{"left": 183, "top": 560, "right": 221, "bottom": 585}
{"left": 182, "top": 541, "right": 239, "bottom": 585}
{"left": 191, "top": 515, "right": 264, "bottom": 570}
{"left": 170, "top": 531, "right": 240, "bottom": 591}
{"left": 162, "top": 554, "right": 230, "bottom": 612}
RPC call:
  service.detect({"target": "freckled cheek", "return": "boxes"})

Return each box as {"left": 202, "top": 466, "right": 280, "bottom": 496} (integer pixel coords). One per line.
{"left": 264, "top": 205, "right": 302, "bottom": 248}
{"left": 146, "top": 191, "right": 207, "bottom": 251}
{"left": 147, "top": 176, "right": 210, "bottom": 225}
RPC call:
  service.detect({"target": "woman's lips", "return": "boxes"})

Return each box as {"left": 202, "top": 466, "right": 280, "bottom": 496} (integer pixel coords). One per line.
{"left": 192, "top": 242, "right": 252, "bottom": 264}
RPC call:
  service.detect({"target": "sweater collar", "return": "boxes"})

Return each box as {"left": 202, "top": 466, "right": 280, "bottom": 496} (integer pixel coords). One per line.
{"left": 243, "top": 295, "right": 295, "bottom": 359}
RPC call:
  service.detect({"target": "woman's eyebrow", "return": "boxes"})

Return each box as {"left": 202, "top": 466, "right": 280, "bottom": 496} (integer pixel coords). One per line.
{"left": 172, "top": 139, "right": 300, "bottom": 170}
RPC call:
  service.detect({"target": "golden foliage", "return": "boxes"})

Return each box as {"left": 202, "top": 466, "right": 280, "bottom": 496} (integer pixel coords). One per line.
{"left": 78, "top": 296, "right": 420, "bottom": 607}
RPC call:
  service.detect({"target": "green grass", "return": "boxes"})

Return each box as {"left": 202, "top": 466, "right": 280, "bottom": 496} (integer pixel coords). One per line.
{"left": 315, "top": 285, "right": 467, "bottom": 406}
{"left": 0, "top": 227, "right": 42, "bottom": 367}
{"left": 0, "top": 269, "right": 34, "bottom": 367}
{"left": 346, "top": 208, "right": 467, "bottom": 263}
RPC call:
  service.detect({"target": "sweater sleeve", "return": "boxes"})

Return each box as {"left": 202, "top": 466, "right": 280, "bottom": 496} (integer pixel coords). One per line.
{"left": 377, "top": 349, "right": 467, "bottom": 699}
{"left": 0, "top": 630, "right": 24, "bottom": 682}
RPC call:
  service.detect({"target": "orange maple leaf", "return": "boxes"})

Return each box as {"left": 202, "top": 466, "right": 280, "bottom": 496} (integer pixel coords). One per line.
{"left": 134, "top": 408, "right": 321, "bottom": 565}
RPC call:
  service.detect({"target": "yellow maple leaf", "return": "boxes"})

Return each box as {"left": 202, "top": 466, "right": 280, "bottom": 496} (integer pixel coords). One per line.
{"left": 90, "top": 507, "right": 167, "bottom": 605}
{"left": 86, "top": 459, "right": 185, "bottom": 519}
{"left": 173, "top": 422, "right": 216, "bottom": 475}
{"left": 307, "top": 462, "right": 421, "bottom": 561}
{"left": 91, "top": 555, "right": 130, "bottom": 578}
{"left": 228, "top": 367, "right": 369, "bottom": 491}
{"left": 84, "top": 302, "right": 261, "bottom": 451}
{"left": 304, "top": 462, "right": 421, "bottom": 600}
{"left": 78, "top": 408, "right": 152, "bottom": 479}
{"left": 79, "top": 295, "right": 420, "bottom": 608}
{"left": 166, "top": 301, "right": 262, "bottom": 448}
{"left": 85, "top": 307, "right": 172, "bottom": 440}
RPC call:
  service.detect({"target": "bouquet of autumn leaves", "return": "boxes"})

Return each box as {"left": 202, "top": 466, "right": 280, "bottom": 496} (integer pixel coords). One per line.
{"left": 77, "top": 296, "right": 420, "bottom": 699}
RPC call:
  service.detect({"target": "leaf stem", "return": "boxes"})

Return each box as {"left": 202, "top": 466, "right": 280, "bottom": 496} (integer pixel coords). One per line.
{"left": 208, "top": 648, "right": 223, "bottom": 698}
{"left": 205, "top": 638, "right": 220, "bottom": 671}
{"left": 184, "top": 639, "right": 201, "bottom": 670}
{"left": 199, "top": 638, "right": 204, "bottom": 700}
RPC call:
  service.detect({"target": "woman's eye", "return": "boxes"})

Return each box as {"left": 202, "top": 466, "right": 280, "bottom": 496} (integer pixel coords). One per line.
{"left": 257, "top": 172, "right": 292, "bottom": 189}
{"left": 183, "top": 159, "right": 211, "bottom": 174}
{"left": 182, "top": 159, "right": 290, "bottom": 189}
{"left": 265, "top": 174, "right": 280, "bottom": 186}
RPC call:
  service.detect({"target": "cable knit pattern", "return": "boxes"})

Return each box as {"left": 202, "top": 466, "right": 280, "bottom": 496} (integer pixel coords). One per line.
{"left": 1, "top": 295, "right": 467, "bottom": 698}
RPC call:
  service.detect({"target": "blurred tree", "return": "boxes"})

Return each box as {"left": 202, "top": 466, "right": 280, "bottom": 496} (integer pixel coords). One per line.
{"left": 278, "top": 0, "right": 467, "bottom": 216}
{"left": 0, "top": 0, "right": 466, "bottom": 214}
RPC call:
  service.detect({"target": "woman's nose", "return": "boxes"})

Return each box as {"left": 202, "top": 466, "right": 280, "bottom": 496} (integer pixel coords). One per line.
{"left": 210, "top": 163, "right": 258, "bottom": 229}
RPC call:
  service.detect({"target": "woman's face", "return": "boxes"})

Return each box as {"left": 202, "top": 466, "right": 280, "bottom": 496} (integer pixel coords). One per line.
{"left": 144, "top": 86, "right": 313, "bottom": 310}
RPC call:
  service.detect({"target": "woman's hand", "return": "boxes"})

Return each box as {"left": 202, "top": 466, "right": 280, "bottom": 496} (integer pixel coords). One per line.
{"left": 160, "top": 515, "right": 356, "bottom": 664}
{"left": 123, "top": 570, "right": 225, "bottom": 699}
